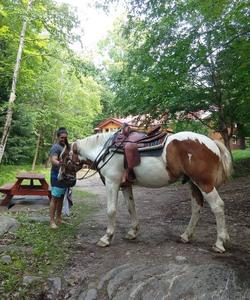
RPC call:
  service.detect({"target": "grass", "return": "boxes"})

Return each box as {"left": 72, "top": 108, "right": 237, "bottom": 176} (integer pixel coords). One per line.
{"left": 232, "top": 148, "right": 250, "bottom": 161}
{"left": 0, "top": 189, "right": 96, "bottom": 299}
{"left": 231, "top": 149, "right": 250, "bottom": 178}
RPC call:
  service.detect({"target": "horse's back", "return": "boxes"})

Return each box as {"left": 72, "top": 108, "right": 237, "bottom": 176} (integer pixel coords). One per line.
{"left": 166, "top": 131, "right": 220, "bottom": 157}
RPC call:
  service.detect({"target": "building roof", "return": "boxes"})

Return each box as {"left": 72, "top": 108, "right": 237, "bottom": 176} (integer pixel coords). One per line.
{"left": 96, "top": 114, "right": 167, "bottom": 129}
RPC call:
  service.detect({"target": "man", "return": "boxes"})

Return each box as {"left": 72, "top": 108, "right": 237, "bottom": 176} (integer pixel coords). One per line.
{"left": 49, "top": 127, "right": 68, "bottom": 229}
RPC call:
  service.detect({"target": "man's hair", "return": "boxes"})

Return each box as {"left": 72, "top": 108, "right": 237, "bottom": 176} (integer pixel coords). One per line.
{"left": 57, "top": 127, "right": 68, "bottom": 137}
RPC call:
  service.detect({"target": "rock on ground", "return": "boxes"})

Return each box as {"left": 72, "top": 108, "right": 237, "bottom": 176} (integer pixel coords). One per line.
{"left": 0, "top": 215, "right": 20, "bottom": 236}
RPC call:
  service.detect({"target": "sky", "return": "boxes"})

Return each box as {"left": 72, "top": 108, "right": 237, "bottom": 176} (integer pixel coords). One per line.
{"left": 56, "top": 0, "right": 124, "bottom": 54}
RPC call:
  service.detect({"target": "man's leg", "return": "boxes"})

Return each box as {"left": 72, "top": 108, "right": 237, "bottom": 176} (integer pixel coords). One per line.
{"left": 50, "top": 196, "right": 59, "bottom": 228}
{"left": 56, "top": 195, "right": 64, "bottom": 225}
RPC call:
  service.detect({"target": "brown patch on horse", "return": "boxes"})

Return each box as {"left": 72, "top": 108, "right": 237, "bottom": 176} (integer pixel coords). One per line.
{"left": 71, "top": 142, "right": 84, "bottom": 171}
{"left": 166, "top": 139, "right": 220, "bottom": 193}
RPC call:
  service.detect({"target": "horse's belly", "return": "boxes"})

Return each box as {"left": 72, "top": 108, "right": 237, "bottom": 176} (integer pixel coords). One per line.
{"left": 134, "top": 157, "right": 170, "bottom": 188}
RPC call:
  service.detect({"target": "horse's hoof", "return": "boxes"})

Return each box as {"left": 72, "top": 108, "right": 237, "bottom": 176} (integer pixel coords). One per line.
{"left": 125, "top": 232, "right": 137, "bottom": 240}
{"left": 97, "top": 239, "right": 110, "bottom": 247}
{"left": 180, "top": 234, "right": 190, "bottom": 244}
{"left": 212, "top": 244, "right": 225, "bottom": 254}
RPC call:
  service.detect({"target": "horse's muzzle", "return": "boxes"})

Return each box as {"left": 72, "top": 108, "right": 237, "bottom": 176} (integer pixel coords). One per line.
{"left": 60, "top": 174, "right": 77, "bottom": 187}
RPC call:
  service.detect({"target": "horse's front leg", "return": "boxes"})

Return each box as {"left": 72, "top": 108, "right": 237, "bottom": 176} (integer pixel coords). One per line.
{"left": 97, "top": 180, "right": 120, "bottom": 247}
{"left": 121, "top": 186, "right": 140, "bottom": 240}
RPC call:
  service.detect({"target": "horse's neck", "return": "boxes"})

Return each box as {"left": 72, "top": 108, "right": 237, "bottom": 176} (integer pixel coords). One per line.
{"left": 78, "top": 132, "right": 113, "bottom": 161}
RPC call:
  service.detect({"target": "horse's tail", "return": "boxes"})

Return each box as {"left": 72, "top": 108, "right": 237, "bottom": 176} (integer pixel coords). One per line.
{"left": 214, "top": 140, "right": 233, "bottom": 186}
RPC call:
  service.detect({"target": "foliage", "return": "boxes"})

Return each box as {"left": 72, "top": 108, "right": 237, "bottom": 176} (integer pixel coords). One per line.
{"left": 99, "top": 0, "right": 250, "bottom": 147}
{"left": 0, "top": 192, "right": 95, "bottom": 298}
{"left": 0, "top": 0, "right": 106, "bottom": 164}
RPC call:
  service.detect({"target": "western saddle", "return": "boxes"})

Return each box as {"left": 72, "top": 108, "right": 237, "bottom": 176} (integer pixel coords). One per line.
{"left": 112, "top": 124, "right": 168, "bottom": 186}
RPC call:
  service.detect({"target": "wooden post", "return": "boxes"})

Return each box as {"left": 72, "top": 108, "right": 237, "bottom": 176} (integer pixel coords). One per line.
{"left": 32, "top": 132, "right": 41, "bottom": 171}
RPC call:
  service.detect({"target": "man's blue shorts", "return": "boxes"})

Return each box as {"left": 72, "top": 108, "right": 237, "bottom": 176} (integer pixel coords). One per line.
{"left": 51, "top": 186, "right": 67, "bottom": 198}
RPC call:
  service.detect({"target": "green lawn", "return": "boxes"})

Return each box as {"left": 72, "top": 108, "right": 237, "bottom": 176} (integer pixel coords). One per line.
{"left": 232, "top": 148, "right": 250, "bottom": 161}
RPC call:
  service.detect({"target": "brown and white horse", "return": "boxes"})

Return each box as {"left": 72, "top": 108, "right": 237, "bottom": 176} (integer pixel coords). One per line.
{"left": 59, "top": 131, "right": 232, "bottom": 253}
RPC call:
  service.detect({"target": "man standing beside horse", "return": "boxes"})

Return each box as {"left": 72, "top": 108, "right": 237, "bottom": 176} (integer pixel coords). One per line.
{"left": 49, "top": 127, "right": 69, "bottom": 229}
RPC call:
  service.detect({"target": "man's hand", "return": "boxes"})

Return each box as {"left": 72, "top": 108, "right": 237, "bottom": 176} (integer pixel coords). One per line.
{"left": 51, "top": 155, "right": 63, "bottom": 167}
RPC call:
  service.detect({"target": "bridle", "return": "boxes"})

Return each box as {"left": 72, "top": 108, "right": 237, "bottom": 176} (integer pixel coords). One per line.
{"left": 62, "top": 135, "right": 118, "bottom": 182}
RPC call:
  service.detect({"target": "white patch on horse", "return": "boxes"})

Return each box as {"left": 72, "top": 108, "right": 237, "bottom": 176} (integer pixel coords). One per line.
{"left": 188, "top": 153, "right": 192, "bottom": 162}
{"left": 167, "top": 131, "right": 220, "bottom": 157}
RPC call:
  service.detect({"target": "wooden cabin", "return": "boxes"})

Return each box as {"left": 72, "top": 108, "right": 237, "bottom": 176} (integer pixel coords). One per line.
{"left": 95, "top": 114, "right": 243, "bottom": 149}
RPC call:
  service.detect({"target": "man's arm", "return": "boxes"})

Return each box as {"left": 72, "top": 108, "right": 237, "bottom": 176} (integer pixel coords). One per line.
{"left": 50, "top": 155, "right": 61, "bottom": 167}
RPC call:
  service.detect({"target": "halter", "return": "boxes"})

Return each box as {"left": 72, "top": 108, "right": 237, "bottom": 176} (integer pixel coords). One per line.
{"left": 64, "top": 134, "right": 118, "bottom": 181}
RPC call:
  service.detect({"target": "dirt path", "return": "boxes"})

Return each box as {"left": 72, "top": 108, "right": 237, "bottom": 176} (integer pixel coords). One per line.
{"left": 59, "top": 174, "right": 250, "bottom": 299}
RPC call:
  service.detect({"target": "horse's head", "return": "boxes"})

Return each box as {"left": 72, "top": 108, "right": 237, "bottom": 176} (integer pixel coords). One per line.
{"left": 58, "top": 142, "right": 83, "bottom": 187}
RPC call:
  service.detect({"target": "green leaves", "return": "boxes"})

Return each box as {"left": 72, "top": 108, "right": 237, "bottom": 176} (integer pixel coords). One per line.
{"left": 0, "top": 0, "right": 105, "bottom": 164}
{"left": 99, "top": 0, "right": 250, "bottom": 143}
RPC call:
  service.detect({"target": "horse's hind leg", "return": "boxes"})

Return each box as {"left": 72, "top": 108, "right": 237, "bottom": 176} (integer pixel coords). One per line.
{"left": 181, "top": 183, "right": 203, "bottom": 243}
{"left": 202, "top": 188, "right": 229, "bottom": 253}
{"left": 97, "top": 180, "right": 120, "bottom": 247}
{"left": 121, "top": 186, "right": 140, "bottom": 240}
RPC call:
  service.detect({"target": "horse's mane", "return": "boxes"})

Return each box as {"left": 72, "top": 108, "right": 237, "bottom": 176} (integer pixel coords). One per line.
{"left": 77, "top": 132, "right": 114, "bottom": 149}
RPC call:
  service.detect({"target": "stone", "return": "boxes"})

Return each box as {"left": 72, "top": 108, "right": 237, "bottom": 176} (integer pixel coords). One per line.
{"left": 0, "top": 245, "right": 32, "bottom": 254}
{"left": 95, "top": 263, "right": 250, "bottom": 300}
{"left": 97, "top": 264, "right": 131, "bottom": 290}
{"left": 0, "top": 216, "right": 20, "bottom": 237}
{"left": 23, "top": 275, "right": 42, "bottom": 285}
{"left": 85, "top": 289, "right": 97, "bottom": 300}
{"left": 45, "top": 277, "right": 62, "bottom": 300}
{"left": 1, "top": 255, "right": 11, "bottom": 264}
{"left": 77, "top": 291, "right": 87, "bottom": 300}
{"left": 28, "top": 216, "right": 50, "bottom": 223}
{"left": 175, "top": 255, "right": 187, "bottom": 263}
{"left": 48, "top": 277, "right": 62, "bottom": 293}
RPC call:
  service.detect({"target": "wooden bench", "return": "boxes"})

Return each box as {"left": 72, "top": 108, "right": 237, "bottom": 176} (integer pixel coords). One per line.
{"left": 0, "top": 172, "right": 51, "bottom": 208}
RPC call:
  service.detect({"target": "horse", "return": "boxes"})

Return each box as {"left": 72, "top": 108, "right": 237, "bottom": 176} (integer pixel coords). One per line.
{"left": 59, "top": 130, "right": 232, "bottom": 253}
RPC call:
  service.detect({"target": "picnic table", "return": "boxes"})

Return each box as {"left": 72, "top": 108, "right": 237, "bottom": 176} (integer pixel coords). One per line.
{"left": 0, "top": 172, "right": 51, "bottom": 208}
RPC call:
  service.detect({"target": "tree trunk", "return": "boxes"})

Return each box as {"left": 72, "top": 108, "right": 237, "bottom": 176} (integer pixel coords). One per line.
{"left": 238, "top": 137, "right": 246, "bottom": 150}
{"left": 237, "top": 123, "right": 246, "bottom": 150}
{"left": 32, "top": 133, "right": 41, "bottom": 171}
{"left": 0, "top": 0, "right": 33, "bottom": 163}
{"left": 220, "top": 128, "right": 231, "bottom": 150}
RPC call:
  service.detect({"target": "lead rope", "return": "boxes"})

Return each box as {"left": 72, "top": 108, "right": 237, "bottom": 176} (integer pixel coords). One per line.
{"left": 77, "top": 150, "right": 117, "bottom": 180}
{"left": 76, "top": 134, "right": 120, "bottom": 180}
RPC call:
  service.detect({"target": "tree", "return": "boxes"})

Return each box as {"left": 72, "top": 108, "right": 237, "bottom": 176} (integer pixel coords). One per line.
{"left": 0, "top": 0, "right": 82, "bottom": 163}
{"left": 0, "top": 0, "right": 33, "bottom": 163}
{"left": 99, "top": 0, "right": 250, "bottom": 150}
{"left": 15, "top": 48, "right": 102, "bottom": 168}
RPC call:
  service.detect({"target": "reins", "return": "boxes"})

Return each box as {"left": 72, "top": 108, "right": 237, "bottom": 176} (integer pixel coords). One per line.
{"left": 75, "top": 134, "right": 118, "bottom": 180}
